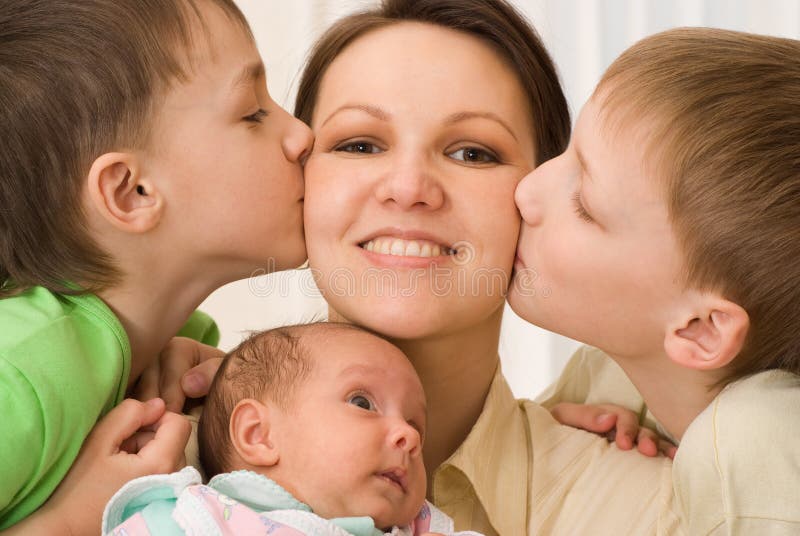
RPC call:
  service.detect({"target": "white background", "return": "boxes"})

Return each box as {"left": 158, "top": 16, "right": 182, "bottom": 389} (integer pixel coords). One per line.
{"left": 201, "top": 1, "right": 800, "bottom": 398}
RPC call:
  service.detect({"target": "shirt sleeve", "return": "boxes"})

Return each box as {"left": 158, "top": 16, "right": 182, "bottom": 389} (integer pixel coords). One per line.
{"left": 176, "top": 310, "right": 220, "bottom": 347}
{"left": 0, "top": 356, "right": 45, "bottom": 528}
{"left": 535, "top": 345, "right": 645, "bottom": 410}
{"left": 674, "top": 371, "right": 800, "bottom": 535}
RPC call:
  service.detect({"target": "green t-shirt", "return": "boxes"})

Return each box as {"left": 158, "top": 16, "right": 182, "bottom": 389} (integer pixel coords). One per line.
{"left": 0, "top": 286, "right": 219, "bottom": 529}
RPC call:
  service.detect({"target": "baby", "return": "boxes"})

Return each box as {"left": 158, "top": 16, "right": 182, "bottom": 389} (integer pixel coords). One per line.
{"left": 103, "top": 323, "right": 480, "bottom": 536}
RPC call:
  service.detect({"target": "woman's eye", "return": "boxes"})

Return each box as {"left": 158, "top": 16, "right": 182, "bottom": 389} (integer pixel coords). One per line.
{"left": 335, "top": 141, "right": 382, "bottom": 154}
{"left": 244, "top": 109, "right": 268, "bottom": 123}
{"left": 348, "top": 394, "right": 375, "bottom": 411}
{"left": 448, "top": 147, "right": 499, "bottom": 164}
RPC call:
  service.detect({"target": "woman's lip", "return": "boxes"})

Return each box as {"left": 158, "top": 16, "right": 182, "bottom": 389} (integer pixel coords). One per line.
{"left": 357, "top": 227, "right": 454, "bottom": 249}
{"left": 359, "top": 245, "right": 451, "bottom": 269}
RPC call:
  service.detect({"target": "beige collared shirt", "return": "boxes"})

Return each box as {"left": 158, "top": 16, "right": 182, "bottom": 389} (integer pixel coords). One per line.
{"left": 432, "top": 366, "right": 683, "bottom": 535}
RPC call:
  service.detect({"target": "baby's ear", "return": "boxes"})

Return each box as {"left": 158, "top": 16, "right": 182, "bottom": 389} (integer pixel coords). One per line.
{"left": 664, "top": 295, "right": 749, "bottom": 371}
{"left": 229, "top": 398, "right": 280, "bottom": 467}
{"left": 86, "top": 152, "right": 163, "bottom": 233}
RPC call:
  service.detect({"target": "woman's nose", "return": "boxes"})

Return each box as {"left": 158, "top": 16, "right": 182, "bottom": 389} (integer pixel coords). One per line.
{"left": 374, "top": 154, "right": 444, "bottom": 211}
{"left": 282, "top": 115, "right": 314, "bottom": 165}
{"left": 388, "top": 421, "right": 422, "bottom": 457}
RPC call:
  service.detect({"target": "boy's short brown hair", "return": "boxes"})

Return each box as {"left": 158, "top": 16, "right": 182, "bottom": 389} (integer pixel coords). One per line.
{"left": 597, "top": 28, "right": 800, "bottom": 384}
{"left": 0, "top": 0, "right": 249, "bottom": 298}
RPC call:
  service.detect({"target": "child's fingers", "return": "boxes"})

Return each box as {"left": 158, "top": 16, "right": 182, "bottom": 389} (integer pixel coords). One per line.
{"left": 181, "top": 356, "right": 224, "bottom": 399}
{"left": 89, "top": 398, "right": 166, "bottom": 453}
{"left": 659, "top": 440, "right": 678, "bottom": 460}
{"left": 138, "top": 411, "right": 191, "bottom": 472}
{"left": 613, "top": 409, "right": 640, "bottom": 450}
{"left": 635, "top": 428, "right": 659, "bottom": 457}
{"left": 158, "top": 337, "right": 203, "bottom": 412}
{"left": 550, "top": 402, "right": 618, "bottom": 433}
{"left": 119, "top": 431, "right": 156, "bottom": 454}
{"left": 131, "top": 359, "right": 161, "bottom": 402}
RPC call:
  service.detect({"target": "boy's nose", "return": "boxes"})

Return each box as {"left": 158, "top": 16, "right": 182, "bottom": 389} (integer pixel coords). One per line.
{"left": 515, "top": 166, "right": 543, "bottom": 226}
{"left": 389, "top": 421, "right": 422, "bottom": 457}
{"left": 374, "top": 153, "right": 444, "bottom": 211}
{"left": 283, "top": 116, "right": 314, "bottom": 164}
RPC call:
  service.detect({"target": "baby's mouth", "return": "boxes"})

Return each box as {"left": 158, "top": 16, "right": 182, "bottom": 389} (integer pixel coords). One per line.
{"left": 360, "top": 237, "right": 456, "bottom": 258}
{"left": 377, "top": 468, "right": 408, "bottom": 493}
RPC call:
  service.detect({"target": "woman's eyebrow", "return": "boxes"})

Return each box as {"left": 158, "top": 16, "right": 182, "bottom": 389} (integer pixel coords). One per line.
{"left": 443, "top": 111, "right": 518, "bottom": 141}
{"left": 321, "top": 103, "right": 392, "bottom": 127}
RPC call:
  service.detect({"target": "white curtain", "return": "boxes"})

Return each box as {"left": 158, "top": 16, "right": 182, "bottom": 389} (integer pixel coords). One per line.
{"left": 204, "top": 1, "right": 800, "bottom": 398}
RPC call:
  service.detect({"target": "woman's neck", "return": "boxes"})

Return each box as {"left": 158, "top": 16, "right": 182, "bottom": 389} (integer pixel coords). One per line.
{"left": 383, "top": 307, "right": 503, "bottom": 488}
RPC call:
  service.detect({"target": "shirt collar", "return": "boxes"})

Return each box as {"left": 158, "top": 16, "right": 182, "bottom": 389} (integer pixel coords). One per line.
{"left": 209, "top": 471, "right": 382, "bottom": 536}
{"left": 432, "top": 367, "right": 530, "bottom": 535}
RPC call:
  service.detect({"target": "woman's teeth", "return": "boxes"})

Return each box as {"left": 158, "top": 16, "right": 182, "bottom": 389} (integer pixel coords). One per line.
{"left": 361, "top": 238, "right": 454, "bottom": 257}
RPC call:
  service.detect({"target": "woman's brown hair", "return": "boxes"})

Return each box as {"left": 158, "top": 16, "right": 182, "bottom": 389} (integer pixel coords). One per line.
{"left": 294, "top": 0, "right": 570, "bottom": 166}
{"left": 0, "top": 0, "right": 249, "bottom": 297}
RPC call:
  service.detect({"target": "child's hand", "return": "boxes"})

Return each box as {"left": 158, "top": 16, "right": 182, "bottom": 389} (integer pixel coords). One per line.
{"left": 550, "top": 402, "right": 677, "bottom": 459}
{"left": 8, "top": 398, "right": 191, "bottom": 536}
{"left": 132, "top": 337, "right": 225, "bottom": 413}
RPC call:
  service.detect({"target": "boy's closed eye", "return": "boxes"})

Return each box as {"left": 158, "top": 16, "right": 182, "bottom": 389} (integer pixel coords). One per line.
{"left": 243, "top": 108, "right": 268, "bottom": 124}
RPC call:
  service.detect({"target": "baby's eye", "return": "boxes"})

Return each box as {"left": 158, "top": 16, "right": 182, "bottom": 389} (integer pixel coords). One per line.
{"left": 447, "top": 146, "right": 498, "bottom": 164}
{"left": 348, "top": 394, "right": 375, "bottom": 411}
{"left": 335, "top": 141, "right": 382, "bottom": 154}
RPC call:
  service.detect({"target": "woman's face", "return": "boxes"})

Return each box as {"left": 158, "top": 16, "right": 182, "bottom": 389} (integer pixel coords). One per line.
{"left": 303, "top": 22, "right": 536, "bottom": 339}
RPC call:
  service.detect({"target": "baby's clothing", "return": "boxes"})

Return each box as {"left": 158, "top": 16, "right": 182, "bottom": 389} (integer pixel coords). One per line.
{"left": 103, "top": 466, "right": 480, "bottom": 536}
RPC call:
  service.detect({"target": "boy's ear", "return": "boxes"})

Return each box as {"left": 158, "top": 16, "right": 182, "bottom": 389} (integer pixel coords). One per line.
{"left": 229, "top": 399, "right": 280, "bottom": 467}
{"left": 86, "top": 152, "right": 163, "bottom": 233}
{"left": 664, "top": 297, "right": 749, "bottom": 371}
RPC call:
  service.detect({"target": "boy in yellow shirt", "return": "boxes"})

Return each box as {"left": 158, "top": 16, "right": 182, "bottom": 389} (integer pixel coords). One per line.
{"left": 509, "top": 27, "right": 800, "bottom": 533}
{"left": 0, "top": 0, "right": 312, "bottom": 533}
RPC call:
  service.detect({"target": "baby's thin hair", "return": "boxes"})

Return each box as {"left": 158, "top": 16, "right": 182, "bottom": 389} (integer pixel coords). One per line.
{"left": 198, "top": 322, "right": 365, "bottom": 478}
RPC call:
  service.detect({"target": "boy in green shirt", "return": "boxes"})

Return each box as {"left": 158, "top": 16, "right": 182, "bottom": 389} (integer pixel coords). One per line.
{"left": 0, "top": 0, "right": 312, "bottom": 533}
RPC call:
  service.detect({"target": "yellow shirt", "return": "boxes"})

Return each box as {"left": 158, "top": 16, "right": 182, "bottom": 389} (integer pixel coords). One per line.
{"left": 433, "top": 367, "right": 682, "bottom": 535}
{"left": 535, "top": 346, "right": 800, "bottom": 534}
{"left": 674, "top": 369, "right": 800, "bottom": 535}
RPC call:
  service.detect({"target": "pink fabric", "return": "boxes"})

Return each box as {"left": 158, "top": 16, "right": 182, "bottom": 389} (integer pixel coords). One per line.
{"left": 411, "top": 502, "right": 432, "bottom": 534}
{"left": 109, "top": 513, "right": 151, "bottom": 536}
{"left": 178, "top": 485, "right": 307, "bottom": 535}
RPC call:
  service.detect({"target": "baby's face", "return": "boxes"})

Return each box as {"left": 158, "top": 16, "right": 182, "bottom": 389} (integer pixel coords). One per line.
{"left": 269, "top": 330, "right": 427, "bottom": 529}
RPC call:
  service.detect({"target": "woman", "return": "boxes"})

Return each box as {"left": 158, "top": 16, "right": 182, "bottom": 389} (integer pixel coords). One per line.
{"left": 171, "top": 1, "right": 677, "bottom": 534}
